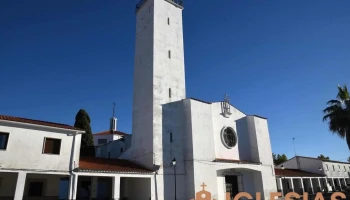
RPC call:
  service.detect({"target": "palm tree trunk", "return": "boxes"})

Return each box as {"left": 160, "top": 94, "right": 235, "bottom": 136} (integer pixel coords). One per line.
{"left": 346, "top": 129, "right": 350, "bottom": 150}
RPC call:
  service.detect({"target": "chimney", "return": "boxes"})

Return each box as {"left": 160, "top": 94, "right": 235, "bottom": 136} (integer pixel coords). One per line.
{"left": 110, "top": 117, "right": 117, "bottom": 132}
{"left": 110, "top": 102, "right": 117, "bottom": 133}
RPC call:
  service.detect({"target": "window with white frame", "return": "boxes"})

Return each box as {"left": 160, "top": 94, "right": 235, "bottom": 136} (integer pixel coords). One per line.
{"left": 333, "top": 165, "right": 335, "bottom": 171}
{"left": 0, "top": 132, "right": 9, "bottom": 150}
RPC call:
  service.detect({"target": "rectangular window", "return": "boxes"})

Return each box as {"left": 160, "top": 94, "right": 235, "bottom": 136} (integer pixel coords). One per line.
{"left": 120, "top": 148, "right": 124, "bottom": 153}
{"left": 344, "top": 166, "right": 346, "bottom": 172}
{"left": 168, "top": 17, "right": 170, "bottom": 25}
{"left": 168, "top": 50, "right": 171, "bottom": 59}
{"left": 338, "top": 165, "right": 341, "bottom": 171}
{"left": 28, "top": 181, "right": 44, "bottom": 197}
{"left": 169, "top": 88, "right": 172, "bottom": 98}
{"left": 43, "top": 138, "right": 61, "bottom": 155}
{"left": 333, "top": 165, "right": 335, "bottom": 171}
{"left": 0, "top": 132, "right": 9, "bottom": 150}
{"left": 108, "top": 152, "right": 111, "bottom": 158}
{"left": 326, "top": 164, "right": 329, "bottom": 170}
{"left": 98, "top": 139, "right": 107, "bottom": 145}
{"left": 170, "top": 132, "right": 173, "bottom": 143}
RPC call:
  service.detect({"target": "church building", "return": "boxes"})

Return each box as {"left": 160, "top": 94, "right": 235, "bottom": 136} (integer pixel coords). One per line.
{"left": 0, "top": 0, "right": 277, "bottom": 200}
{"left": 119, "top": 0, "right": 277, "bottom": 199}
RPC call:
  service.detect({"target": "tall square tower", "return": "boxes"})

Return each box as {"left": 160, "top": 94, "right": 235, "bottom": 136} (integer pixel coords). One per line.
{"left": 131, "top": 0, "right": 186, "bottom": 169}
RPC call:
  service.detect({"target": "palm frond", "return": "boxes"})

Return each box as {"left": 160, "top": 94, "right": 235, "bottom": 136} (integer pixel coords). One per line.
{"left": 326, "top": 99, "right": 341, "bottom": 106}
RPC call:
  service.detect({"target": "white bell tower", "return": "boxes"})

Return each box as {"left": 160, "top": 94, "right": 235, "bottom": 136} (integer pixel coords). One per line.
{"left": 131, "top": 0, "right": 186, "bottom": 169}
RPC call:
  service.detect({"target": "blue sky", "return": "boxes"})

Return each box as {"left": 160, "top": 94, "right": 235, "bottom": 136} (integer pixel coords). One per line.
{"left": 1, "top": 0, "right": 349, "bottom": 162}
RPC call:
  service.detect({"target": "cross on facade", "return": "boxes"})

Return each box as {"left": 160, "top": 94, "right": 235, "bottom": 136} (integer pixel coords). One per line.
{"left": 201, "top": 182, "right": 207, "bottom": 191}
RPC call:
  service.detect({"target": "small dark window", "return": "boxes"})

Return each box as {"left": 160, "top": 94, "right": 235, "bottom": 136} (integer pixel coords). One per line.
{"left": 168, "top": 50, "right": 171, "bottom": 59}
{"left": 169, "top": 88, "right": 172, "bottom": 98}
{"left": 170, "top": 132, "right": 173, "bottom": 143}
{"left": 43, "top": 138, "right": 61, "bottom": 155}
{"left": 0, "top": 132, "right": 9, "bottom": 150}
{"left": 120, "top": 148, "right": 124, "bottom": 153}
{"left": 28, "top": 182, "right": 44, "bottom": 197}
{"left": 168, "top": 17, "right": 170, "bottom": 25}
{"left": 108, "top": 152, "right": 111, "bottom": 158}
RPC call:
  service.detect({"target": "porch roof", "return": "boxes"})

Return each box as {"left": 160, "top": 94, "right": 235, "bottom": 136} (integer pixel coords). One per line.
{"left": 275, "top": 168, "right": 325, "bottom": 177}
{"left": 213, "top": 158, "right": 261, "bottom": 165}
{"left": 78, "top": 157, "right": 154, "bottom": 174}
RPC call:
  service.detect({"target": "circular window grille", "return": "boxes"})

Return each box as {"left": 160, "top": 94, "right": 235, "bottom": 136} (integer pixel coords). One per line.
{"left": 221, "top": 127, "right": 237, "bottom": 149}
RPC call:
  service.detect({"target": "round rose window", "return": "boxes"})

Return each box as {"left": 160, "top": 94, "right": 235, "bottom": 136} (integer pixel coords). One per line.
{"left": 221, "top": 127, "right": 237, "bottom": 149}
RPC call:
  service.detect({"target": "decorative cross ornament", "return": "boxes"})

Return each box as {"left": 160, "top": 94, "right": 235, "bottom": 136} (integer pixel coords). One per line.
{"left": 201, "top": 183, "right": 207, "bottom": 191}
{"left": 222, "top": 93, "right": 231, "bottom": 117}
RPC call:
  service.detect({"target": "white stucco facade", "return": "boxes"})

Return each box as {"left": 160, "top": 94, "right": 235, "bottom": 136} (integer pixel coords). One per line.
{"left": 93, "top": 134, "right": 123, "bottom": 147}
{"left": 0, "top": 120, "right": 82, "bottom": 172}
{"left": 121, "top": 0, "right": 278, "bottom": 199}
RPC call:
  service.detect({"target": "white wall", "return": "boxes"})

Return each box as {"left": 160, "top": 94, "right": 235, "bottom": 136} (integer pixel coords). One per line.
{"left": 0, "top": 121, "right": 81, "bottom": 172}
{"left": 236, "top": 116, "right": 274, "bottom": 166}
{"left": 93, "top": 134, "right": 122, "bottom": 147}
{"left": 131, "top": 0, "right": 186, "bottom": 170}
{"left": 323, "top": 161, "right": 350, "bottom": 177}
{"left": 95, "top": 135, "right": 132, "bottom": 159}
{"left": 211, "top": 102, "right": 245, "bottom": 161}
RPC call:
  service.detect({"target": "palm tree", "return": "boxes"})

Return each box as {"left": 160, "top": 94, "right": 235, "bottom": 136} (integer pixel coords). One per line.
{"left": 323, "top": 84, "right": 350, "bottom": 150}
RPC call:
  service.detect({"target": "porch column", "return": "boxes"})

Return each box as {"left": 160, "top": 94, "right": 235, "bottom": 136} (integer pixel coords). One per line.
{"left": 112, "top": 176, "right": 120, "bottom": 200}
{"left": 151, "top": 176, "right": 156, "bottom": 200}
{"left": 290, "top": 178, "right": 294, "bottom": 192}
{"left": 332, "top": 178, "right": 335, "bottom": 190}
{"left": 68, "top": 174, "right": 78, "bottom": 200}
{"left": 309, "top": 178, "right": 314, "bottom": 194}
{"left": 300, "top": 178, "right": 304, "bottom": 192}
{"left": 317, "top": 178, "right": 321, "bottom": 189}
{"left": 14, "top": 172, "right": 26, "bottom": 200}
{"left": 91, "top": 176, "right": 98, "bottom": 198}
{"left": 278, "top": 178, "right": 284, "bottom": 196}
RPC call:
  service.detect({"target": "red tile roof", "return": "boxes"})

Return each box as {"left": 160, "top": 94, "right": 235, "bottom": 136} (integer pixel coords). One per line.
{"left": 213, "top": 158, "right": 261, "bottom": 165}
{"left": 94, "top": 130, "right": 128, "bottom": 136}
{"left": 79, "top": 157, "right": 153, "bottom": 173}
{"left": 0, "top": 115, "right": 82, "bottom": 131}
{"left": 275, "top": 168, "right": 325, "bottom": 177}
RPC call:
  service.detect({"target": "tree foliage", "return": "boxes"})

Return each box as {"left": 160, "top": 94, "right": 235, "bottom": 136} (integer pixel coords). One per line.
{"left": 273, "top": 153, "right": 288, "bottom": 165}
{"left": 317, "top": 154, "right": 330, "bottom": 160}
{"left": 323, "top": 84, "right": 350, "bottom": 150}
{"left": 74, "top": 109, "right": 95, "bottom": 156}
{"left": 347, "top": 156, "right": 350, "bottom": 163}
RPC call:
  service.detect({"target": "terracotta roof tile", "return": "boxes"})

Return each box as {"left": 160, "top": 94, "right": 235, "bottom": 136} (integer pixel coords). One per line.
{"left": 275, "top": 168, "right": 325, "bottom": 177}
{"left": 0, "top": 115, "right": 82, "bottom": 131}
{"left": 94, "top": 130, "right": 128, "bottom": 136}
{"left": 213, "top": 158, "right": 261, "bottom": 165}
{"left": 79, "top": 157, "right": 153, "bottom": 173}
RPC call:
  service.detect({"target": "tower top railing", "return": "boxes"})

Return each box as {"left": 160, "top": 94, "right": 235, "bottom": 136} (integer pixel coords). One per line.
{"left": 136, "top": 0, "right": 183, "bottom": 12}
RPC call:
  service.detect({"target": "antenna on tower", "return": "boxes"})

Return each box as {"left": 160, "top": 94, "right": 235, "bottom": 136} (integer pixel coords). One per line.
{"left": 110, "top": 102, "right": 117, "bottom": 132}
{"left": 112, "top": 102, "right": 116, "bottom": 117}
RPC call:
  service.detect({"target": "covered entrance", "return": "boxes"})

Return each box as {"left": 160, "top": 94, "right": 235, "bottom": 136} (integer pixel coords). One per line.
{"left": 225, "top": 176, "right": 239, "bottom": 199}
{"left": 217, "top": 168, "right": 264, "bottom": 200}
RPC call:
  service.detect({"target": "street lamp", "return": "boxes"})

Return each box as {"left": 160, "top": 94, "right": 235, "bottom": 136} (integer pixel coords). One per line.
{"left": 281, "top": 165, "right": 285, "bottom": 197}
{"left": 172, "top": 158, "right": 177, "bottom": 200}
{"left": 319, "top": 167, "right": 326, "bottom": 193}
